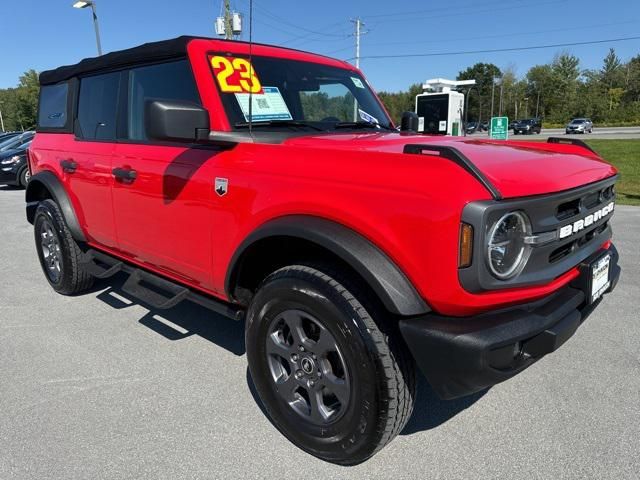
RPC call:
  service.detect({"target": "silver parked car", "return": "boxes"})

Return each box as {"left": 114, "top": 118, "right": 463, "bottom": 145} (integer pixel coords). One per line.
{"left": 566, "top": 118, "right": 593, "bottom": 134}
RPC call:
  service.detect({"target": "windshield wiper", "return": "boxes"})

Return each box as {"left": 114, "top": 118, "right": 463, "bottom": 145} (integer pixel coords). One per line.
{"left": 234, "top": 120, "right": 325, "bottom": 131}
{"left": 332, "top": 121, "right": 395, "bottom": 131}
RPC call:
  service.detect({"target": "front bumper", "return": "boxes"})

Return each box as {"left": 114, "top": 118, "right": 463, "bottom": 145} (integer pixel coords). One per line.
{"left": 399, "top": 245, "right": 620, "bottom": 400}
{"left": 0, "top": 166, "right": 19, "bottom": 185}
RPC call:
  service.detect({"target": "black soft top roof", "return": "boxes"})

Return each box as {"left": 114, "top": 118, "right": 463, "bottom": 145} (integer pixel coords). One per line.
{"left": 39, "top": 36, "right": 198, "bottom": 85}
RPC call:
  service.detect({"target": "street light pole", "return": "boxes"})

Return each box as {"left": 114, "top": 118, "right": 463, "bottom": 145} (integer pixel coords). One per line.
{"left": 0, "top": 103, "right": 5, "bottom": 132}
{"left": 73, "top": 1, "right": 103, "bottom": 56}
{"left": 490, "top": 78, "right": 496, "bottom": 120}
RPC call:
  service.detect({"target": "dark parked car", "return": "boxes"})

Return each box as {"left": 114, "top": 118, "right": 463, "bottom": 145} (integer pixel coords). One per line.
{"left": 0, "top": 131, "right": 34, "bottom": 153}
{"left": 513, "top": 118, "right": 542, "bottom": 135}
{"left": 0, "top": 132, "right": 21, "bottom": 141}
{"left": 0, "top": 141, "right": 31, "bottom": 187}
{"left": 465, "top": 121, "right": 479, "bottom": 134}
{"left": 566, "top": 118, "right": 593, "bottom": 134}
{"left": 479, "top": 121, "right": 489, "bottom": 132}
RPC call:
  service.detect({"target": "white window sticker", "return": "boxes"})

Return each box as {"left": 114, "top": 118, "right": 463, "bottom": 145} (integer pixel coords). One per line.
{"left": 439, "top": 120, "right": 447, "bottom": 132}
{"left": 358, "top": 108, "right": 379, "bottom": 124}
{"left": 418, "top": 116, "right": 425, "bottom": 132}
{"left": 351, "top": 77, "right": 365, "bottom": 89}
{"left": 234, "top": 86, "right": 293, "bottom": 122}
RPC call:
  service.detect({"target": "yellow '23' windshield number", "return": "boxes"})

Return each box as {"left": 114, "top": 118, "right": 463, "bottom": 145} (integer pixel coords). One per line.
{"left": 210, "top": 56, "right": 263, "bottom": 94}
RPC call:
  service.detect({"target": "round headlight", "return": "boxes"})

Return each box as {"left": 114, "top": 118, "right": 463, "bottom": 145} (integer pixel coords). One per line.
{"left": 487, "top": 211, "right": 532, "bottom": 279}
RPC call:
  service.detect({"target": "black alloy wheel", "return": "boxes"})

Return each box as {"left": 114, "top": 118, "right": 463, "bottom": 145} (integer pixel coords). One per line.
{"left": 33, "top": 199, "right": 94, "bottom": 295}
{"left": 246, "top": 264, "right": 416, "bottom": 465}
{"left": 265, "top": 309, "right": 350, "bottom": 425}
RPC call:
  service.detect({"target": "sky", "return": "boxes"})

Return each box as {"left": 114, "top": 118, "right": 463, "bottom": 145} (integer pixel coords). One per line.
{"left": 2, "top": 0, "right": 639, "bottom": 92}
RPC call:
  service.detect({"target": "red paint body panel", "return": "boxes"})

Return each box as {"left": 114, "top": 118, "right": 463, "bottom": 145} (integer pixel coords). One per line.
{"left": 29, "top": 38, "right": 619, "bottom": 317}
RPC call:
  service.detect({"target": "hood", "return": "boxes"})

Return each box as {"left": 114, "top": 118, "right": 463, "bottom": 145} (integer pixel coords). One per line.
{"left": 283, "top": 132, "right": 617, "bottom": 199}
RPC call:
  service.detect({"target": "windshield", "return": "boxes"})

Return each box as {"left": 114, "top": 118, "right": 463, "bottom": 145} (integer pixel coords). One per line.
{"left": 209, "top": 54, "right": 392, "bottom": 131}
{"left": 571, "top": 119, "right": 585, "bottom": 124}
{"left": 0, "top": 134, "right": 31, "bottom": 152}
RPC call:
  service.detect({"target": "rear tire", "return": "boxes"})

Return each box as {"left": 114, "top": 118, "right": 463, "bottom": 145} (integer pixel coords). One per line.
{"left": 34, "top": 199, "right": 94, "bottom": 295}
{"left": 245, "top": 264, "right": 416, "bottom": 465}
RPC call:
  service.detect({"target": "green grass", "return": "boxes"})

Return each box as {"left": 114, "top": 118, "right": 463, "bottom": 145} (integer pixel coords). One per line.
{"left": 585, "top": 140, "right": 640, "bottom": 206}
{"left": 523, "top": 138, "right": 640, "bottom": 205}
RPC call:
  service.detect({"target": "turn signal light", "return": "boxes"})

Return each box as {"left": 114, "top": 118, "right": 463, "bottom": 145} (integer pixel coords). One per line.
{"left": 459, "top": 223, "right": 474, "bottom": 268}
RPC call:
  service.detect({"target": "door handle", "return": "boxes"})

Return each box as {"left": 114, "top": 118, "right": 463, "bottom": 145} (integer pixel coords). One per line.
{"left": 60, "top": 159, "right": 77, "bottom": 173}
{"left": 112, "top": 167, "right": 137, "bottom": 181}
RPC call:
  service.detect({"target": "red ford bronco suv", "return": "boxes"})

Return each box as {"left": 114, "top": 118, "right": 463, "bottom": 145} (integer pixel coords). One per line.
{"left": 27, "top": 36, "right": 620, "bottom": 465}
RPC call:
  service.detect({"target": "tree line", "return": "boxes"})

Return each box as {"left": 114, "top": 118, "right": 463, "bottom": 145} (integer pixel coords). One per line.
{"left": 377, "top": 48, "right": 640, "bottom": 127}
{"left": 0, "top": 70, "right": 39, "bottom": 131}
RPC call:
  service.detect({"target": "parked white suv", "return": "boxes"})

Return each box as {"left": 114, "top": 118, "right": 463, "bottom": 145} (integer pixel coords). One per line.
{"left": 566, "top": 118, "right": 593, "bottom": 134}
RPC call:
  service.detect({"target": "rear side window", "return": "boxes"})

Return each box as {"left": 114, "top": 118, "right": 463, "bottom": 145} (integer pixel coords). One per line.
{"left": 127, "top": 60, "right": 200, "bottom": 141}
{"left": 77, "top": 72, "right": 120, "bottom": 140}
{"left": 38, "top": 83, "right": 69, "bottom": 129}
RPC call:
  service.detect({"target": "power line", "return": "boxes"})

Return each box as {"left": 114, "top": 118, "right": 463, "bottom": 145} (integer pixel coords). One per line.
{"left": 355, "top": 20, "right": 640, "bottom": 49}
{"left": 350, "top": 35, "right": 640, "bottom": 60}
{"left": 364, "top": 0, "right": 566, "bottom": 26}
{"left": 323, "top": 19, "right": 638, "bottom": 56}
{"left": 361, "top": 0, "right": 519, "bottom": 19}
{"left": 236, "top": 0, "right": 348, "bottom": 38}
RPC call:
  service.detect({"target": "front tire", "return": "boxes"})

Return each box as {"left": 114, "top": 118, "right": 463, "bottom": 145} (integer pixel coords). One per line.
{"left": 18, "top": 167, "right": 30, "bottom": 188}
{"left": 34, "top": 199, "right": 94, "bottom": 295}
{"left": 245, "top": 264, "right": 416, "bottom": 465}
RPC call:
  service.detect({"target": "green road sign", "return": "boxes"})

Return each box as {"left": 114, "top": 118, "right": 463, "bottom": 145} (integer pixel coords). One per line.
{"left": 490, "top": 116, "right": 509, "bottom": 140}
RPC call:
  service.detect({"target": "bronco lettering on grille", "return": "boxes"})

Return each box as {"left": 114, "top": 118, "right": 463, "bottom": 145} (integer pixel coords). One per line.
{"left": 558, "top": 202, "right": 615, "bottom": 239}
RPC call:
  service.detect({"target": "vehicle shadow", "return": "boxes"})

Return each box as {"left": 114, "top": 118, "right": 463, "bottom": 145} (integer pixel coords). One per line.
{"left": 92, "top": 272, "right": 245, "bottom": 356}
{"left": 401, "top": 374, "right": 488, "bottom": 435}
{"left": 91, "top": 274, "right": 486, "bottom": 434}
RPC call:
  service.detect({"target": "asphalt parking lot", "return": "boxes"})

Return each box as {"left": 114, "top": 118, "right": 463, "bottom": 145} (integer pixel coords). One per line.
{"left": 1, "top": 186, "right": 639, "bottom": 479}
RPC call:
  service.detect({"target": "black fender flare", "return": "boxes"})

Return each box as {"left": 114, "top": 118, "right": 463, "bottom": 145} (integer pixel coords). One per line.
{"left": 25, "top": 171, "right": 86, "bottom": 242}
{"left": 226, "top": 215, "right": 430, "bottom": 316}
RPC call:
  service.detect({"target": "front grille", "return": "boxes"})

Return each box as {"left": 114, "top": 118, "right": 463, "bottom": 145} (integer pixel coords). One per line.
{"left": 556, "top": 184, "right": 615, "bottom": 221}
{"left": 549, "top": 221, "right": 609, "bottom": 263}
{"left": 460, "top": 175, "right": 618, "bottom": 292}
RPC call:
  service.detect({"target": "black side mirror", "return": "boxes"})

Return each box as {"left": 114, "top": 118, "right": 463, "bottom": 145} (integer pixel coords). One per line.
{"left": 145, "top": 100, "right": 210, "bottom": 142}
{"left": 400, "top": 111, "right": 420, "bottom": 132}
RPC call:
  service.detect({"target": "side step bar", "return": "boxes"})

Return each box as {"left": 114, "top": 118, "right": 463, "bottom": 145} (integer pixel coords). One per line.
{"left": 81, "top": 248, "right": 243, "bottom": 320}
{"left": 80, "top": 250, "right": 123, "bottom": 279}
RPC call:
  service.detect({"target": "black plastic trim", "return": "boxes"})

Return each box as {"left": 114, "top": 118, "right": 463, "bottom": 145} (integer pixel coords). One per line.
{"left": 403, "top": 144, "right": 502, "bottom": 200}
{"left": 226, "top": 215, "right": 430, "bottom": 316}
{"left": 25, "top": 171, "right": 86, "bottom": 242}
{"left": 145, "top": 100, "right": 210, "bottom": 143}
{"left": 400, "top": 244, "right": 620, "bottom": 400}
{"left": 460, "top": 175, "right": 618, "bottom": 292}
{"left": 547, "top": 136, "right": 598, "bottom": 155}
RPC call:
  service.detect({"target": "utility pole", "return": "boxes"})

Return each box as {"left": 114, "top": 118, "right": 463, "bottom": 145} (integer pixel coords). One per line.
{"left": 0, "top": 108, "right": 5, "bottom": 132}
{"left": 499, "top": 81, "right": 504, "bottom": 117}
{"left": 351, "top": 18, "right": 366, "bottom": 121}
{"left": 224, "top": 0, "right": 233, "bottom": 40}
